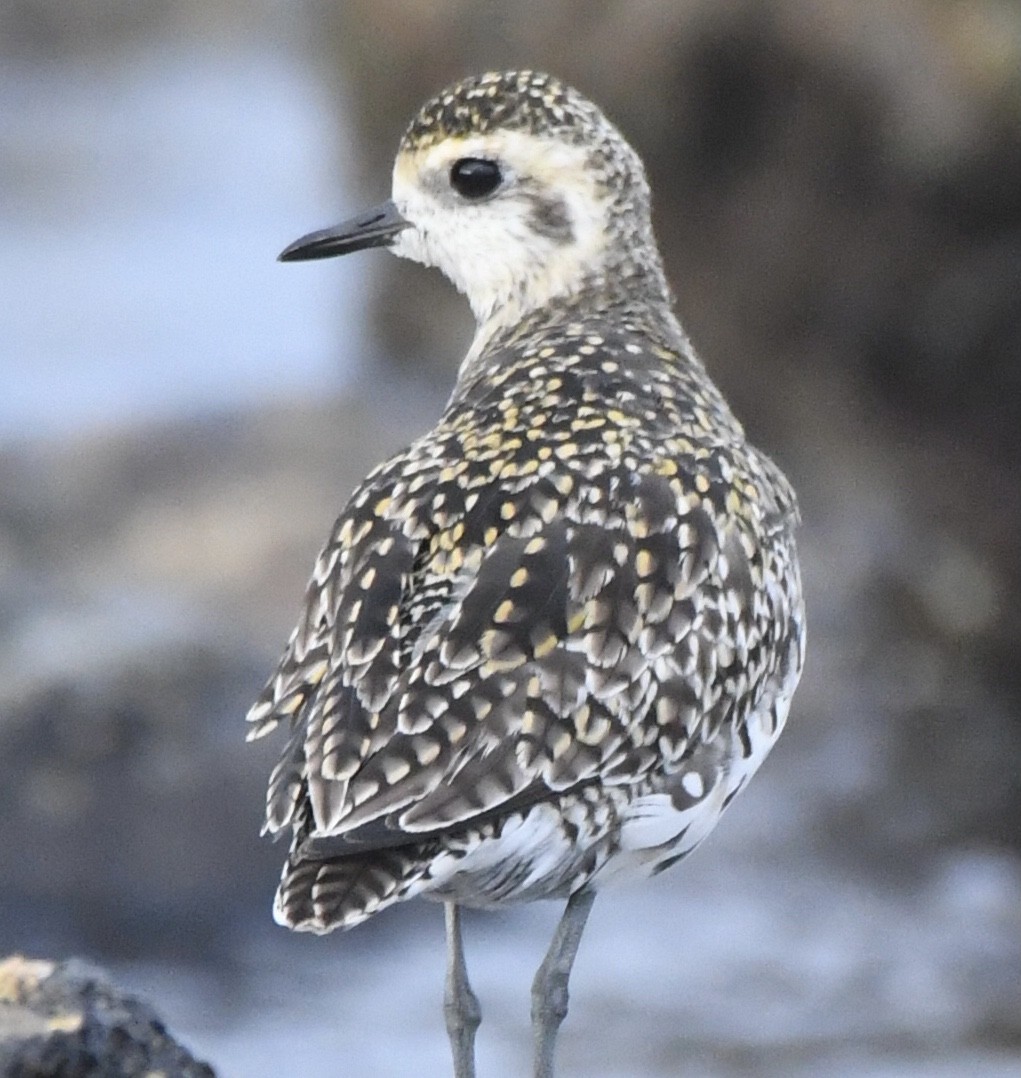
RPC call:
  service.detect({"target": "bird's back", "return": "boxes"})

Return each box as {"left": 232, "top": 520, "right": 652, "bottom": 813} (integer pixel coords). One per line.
{"left": 248, "top": 304, "right": 804, "bottom": 932}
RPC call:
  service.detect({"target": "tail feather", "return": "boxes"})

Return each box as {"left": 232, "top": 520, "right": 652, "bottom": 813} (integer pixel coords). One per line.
{"left": 274, "top": 842, "right": 434, "bottom": 932}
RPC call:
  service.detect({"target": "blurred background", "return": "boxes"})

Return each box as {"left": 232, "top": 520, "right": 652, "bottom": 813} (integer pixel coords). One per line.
{"left": 1, "top": 1, "right": 1019, "bottom": 1075}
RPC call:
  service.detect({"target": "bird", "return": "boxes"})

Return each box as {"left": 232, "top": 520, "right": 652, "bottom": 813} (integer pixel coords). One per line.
{"left": 247, "top": 69, "right": 805, "bottom": 1078}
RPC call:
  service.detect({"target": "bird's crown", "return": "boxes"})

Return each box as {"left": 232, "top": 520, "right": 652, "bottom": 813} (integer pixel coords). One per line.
{"left": 402, "top": 70, "right": 611, "bottom": 151}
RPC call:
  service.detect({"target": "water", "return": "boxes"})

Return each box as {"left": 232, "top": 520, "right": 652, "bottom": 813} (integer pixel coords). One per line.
{"left": 0, "top": 39, "right": 366, "bottom": 443}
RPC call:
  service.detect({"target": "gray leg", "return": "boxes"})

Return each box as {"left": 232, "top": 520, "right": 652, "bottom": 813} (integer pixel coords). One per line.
{"left": 444, "top": 902, "right": 481, "bottom": 1078}
{"left": 531, "top": 888, "right": 596, "bottom": 1078}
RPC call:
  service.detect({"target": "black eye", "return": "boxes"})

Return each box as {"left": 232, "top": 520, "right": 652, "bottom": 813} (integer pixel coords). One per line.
{"left": 450, "top": 158, "right": 502, "bottom": 200}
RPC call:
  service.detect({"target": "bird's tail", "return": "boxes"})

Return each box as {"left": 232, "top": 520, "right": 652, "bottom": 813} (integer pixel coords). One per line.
{"left": 273, "top": 840, "right": 433, "bottom": 932}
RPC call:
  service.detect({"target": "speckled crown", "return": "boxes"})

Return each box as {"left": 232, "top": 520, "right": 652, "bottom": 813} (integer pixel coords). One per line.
{"left": 402, "top": 71, "right": 613, "bottom": 151}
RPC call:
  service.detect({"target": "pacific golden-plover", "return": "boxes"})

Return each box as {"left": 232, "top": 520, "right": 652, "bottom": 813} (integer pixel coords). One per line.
{"left": 248, "top": 70, "right": 805, "bottom": 1078}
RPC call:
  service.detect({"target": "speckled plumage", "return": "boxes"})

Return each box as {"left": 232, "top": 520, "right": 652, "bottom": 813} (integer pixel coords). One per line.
{"left": 249, "top": 71, "right": 805, "bottom": 940}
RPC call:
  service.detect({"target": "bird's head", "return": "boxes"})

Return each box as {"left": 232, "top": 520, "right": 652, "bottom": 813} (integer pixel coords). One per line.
{"left": 281, "top": 71, "right": 669, "bottom": 335}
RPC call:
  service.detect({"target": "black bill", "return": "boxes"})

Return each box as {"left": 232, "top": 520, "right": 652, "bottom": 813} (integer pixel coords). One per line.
{"left": 278, "top": 200, "right": 409, "bottom": 262}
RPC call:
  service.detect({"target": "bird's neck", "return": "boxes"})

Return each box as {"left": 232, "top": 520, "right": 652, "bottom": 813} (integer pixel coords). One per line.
{"left": 459, "top": 258, "right": 684, "bottom": 383}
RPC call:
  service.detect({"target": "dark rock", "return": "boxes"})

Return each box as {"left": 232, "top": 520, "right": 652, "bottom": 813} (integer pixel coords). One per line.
{"left": 0, "top": 955, "right": 215, "bottom": 1077}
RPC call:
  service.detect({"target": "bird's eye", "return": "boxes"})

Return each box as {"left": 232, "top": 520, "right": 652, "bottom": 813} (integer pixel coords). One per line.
{"left": 449, "top": 158, "right": 502, "bottom": 200}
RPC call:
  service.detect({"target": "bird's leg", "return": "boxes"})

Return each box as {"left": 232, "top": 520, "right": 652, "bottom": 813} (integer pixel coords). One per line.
{"left": 531, "top": 888, "right": 596, "bottom": 1078}
{"left": 444, "top": 902, "right": 481, "bottom": 1078}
